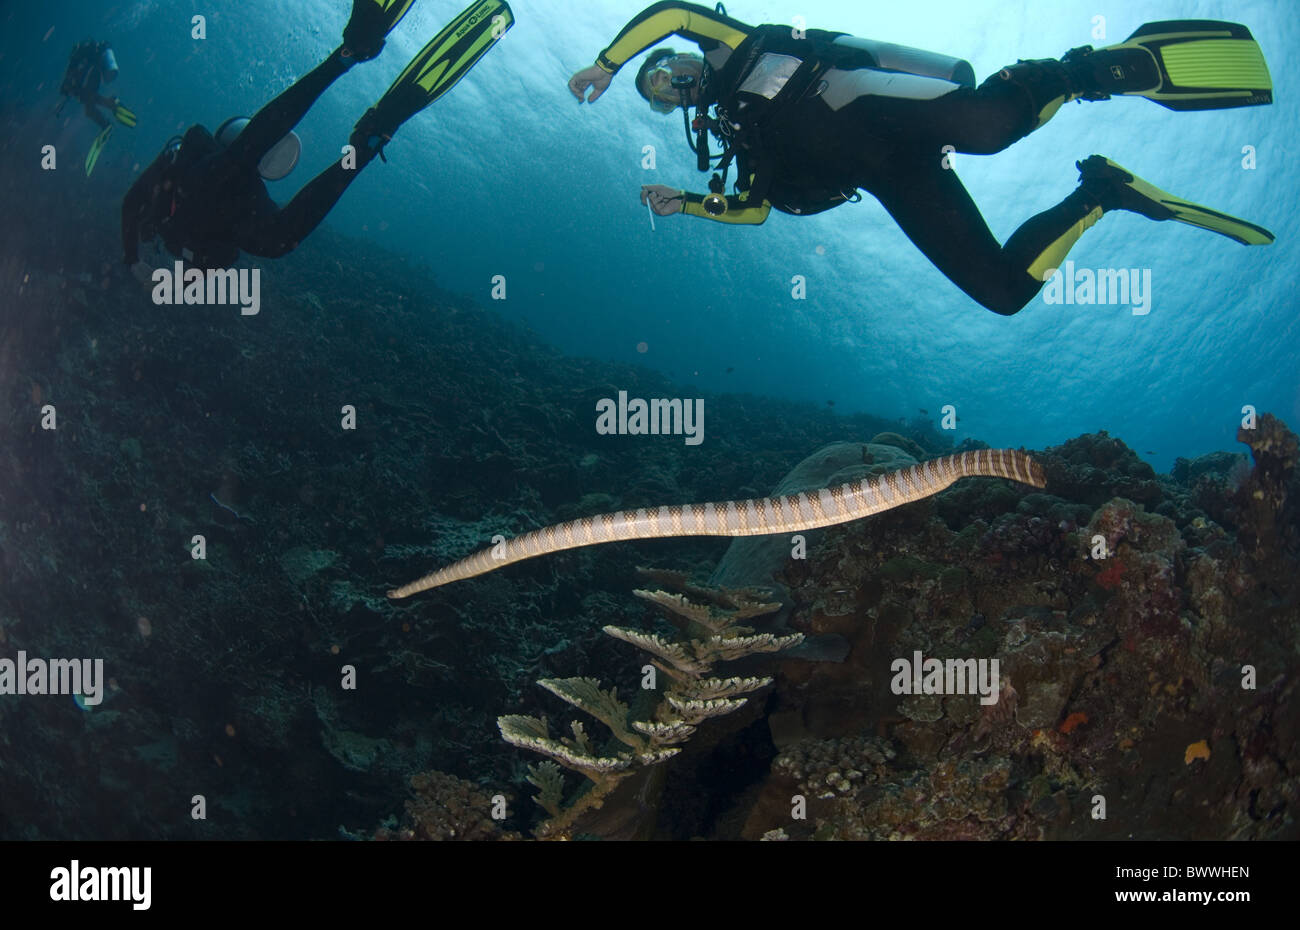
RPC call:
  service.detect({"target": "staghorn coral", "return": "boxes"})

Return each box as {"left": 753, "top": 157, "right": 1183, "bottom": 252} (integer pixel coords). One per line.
{"left": 499, "top": 582, "right": 803, "bottom": 839}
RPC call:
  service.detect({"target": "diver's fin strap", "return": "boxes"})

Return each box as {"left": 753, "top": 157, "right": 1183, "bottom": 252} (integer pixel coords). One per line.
{"left": 343, "top": 0, "right": 418, "bottom": 62}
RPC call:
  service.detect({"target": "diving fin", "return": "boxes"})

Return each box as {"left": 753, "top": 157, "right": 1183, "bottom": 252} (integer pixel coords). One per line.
{"left": 1078, "top": 155, "right": 1274, "bottom": 246}
{"left": 112, "top": 101, "right": 137, "bottom": 128}
{"left": 1064, "top": 20, "right": 1272, "bottom": 111}
{"left": 353, "top": 0, "right": 513, "bottom": 156}
{"left": 343, "top": 0, "right": 418, "bottom": 62}
{"left": 85, "top": 125, "right": 112, "bottom": 176}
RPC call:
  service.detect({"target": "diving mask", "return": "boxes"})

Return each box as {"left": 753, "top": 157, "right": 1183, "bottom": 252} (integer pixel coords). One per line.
{"left": 645, "top": 56, "right": 699, "bottom": 113}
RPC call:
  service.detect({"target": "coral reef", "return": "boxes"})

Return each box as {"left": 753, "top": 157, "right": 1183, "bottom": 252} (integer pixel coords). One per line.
{"left": 1234, "top": 412, "right": 1299, "bottom": 558}
{"left": 374, "top": 770, "right": 519, "bottom": 841}
{"left": 3, "top": 163, "right": 1294, "bottom": 842}
{"left": 3, "top": 202, "right": 923, "bottom": 839}
{"left": 735, "top": 424, "right": 1300, "bottom": 841}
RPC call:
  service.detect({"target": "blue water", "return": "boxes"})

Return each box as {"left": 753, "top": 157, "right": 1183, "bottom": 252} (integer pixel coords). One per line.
{"left": 4, "top": 0, "right": 1296, "bottom": 470}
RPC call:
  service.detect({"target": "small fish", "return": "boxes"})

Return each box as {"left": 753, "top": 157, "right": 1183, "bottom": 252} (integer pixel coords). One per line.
{"left": 725, "top": 367, "right": 734, "bottom": 374}
{"left": 919, "top": 408, "right": 928, "bottom": 415}
{"left": 826, "top": 400, "right": 835, "bottom": 407}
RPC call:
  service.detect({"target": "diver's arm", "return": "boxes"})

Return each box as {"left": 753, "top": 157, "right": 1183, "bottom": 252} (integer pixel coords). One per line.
{"left": 680, "top": 190, "right": 771, "bottom": 225}
{"left": 644, "top": 182, "right": 771, "bottom": 225}
{"left": 596, "top": 1, "right": 752, "bottom": 74}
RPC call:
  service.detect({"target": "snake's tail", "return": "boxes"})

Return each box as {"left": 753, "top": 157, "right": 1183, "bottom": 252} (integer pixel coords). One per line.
{"left": 388, "top": 449, "right": 1045, "bottom": 598}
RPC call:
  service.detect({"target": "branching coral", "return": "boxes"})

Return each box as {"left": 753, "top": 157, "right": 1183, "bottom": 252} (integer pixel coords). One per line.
{"left": 498, "top": 581, "right": 803, "bottom": 839}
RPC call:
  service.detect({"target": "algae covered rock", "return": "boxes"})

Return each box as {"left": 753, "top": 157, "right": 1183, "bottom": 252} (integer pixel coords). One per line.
{"left": 869, "top": 431, "right": 927, "bottom": 460}
{"left": 1037, "top": 431, "right": 1162, "bottom": 507}
{"left": 1172, "top": 450, "right": 1247, "bottom": 485}
{"left": 1234, "top": 412, "right": 1299, "bottom": 556}
{"left": 277, "top": 547, "right": 339, "bottom": 585}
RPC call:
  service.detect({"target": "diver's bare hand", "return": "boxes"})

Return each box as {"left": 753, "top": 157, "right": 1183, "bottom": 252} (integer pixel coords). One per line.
{"left": 641, "top": 185, "right": 684, "bottom": 216}
{"left": 569, "top": 64, "right": 613, "bottom": 103}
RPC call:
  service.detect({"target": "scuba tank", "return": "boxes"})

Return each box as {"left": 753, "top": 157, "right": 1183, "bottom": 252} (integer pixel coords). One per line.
{"left": 100, "top": 44, "right": 119, "bottom": 83}
{"left": 830, "top": 37, "right": 973, "bottom": 88}
{"left": 688, "top": 26, "right": 975, "bottom": 214}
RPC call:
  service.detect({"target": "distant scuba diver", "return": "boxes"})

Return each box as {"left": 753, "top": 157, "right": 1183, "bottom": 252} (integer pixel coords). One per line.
{"left": 57, "top": 39, "right": 137, "bottom": 176}
{"left": 121, "top": 0, "right": 512, "bottom": 275}
{"left": 567, "top": 3, "right": 1275, "bottom": 315}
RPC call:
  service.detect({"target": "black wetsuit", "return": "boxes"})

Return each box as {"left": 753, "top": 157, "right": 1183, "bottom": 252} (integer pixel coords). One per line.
{"left": 61, "top": 41, "right": 115, "bottom": 129}
{"left": 722, "top": 26, "right": 1096, "bottom": 315}
{"left": 121, "top": 50, "right": 383, "bottom": 268}
{"left": 598, "top": 2, "right": 1105, "bottom": 315}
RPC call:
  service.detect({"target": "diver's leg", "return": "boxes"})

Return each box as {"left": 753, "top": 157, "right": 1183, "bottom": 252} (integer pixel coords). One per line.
{"left": 970, "top": 59, "right": 1081, "bottom": 142}
{"left": 83, "top": 100, "right": 109, "bottom": 128}
{"left": 857, "top": 60, "right": 1076, "bottom": 155}
{"left": 236, "top": 159, "right": 372, "bottom": 259}
{"left": 226, "top": 50, "right": 352, "bottom": 168}
{"left": 864, "top": 157, "right": 1103, "bottom": 315}
{"left": 228, "top": 2, "right": 416, "bottom": 167}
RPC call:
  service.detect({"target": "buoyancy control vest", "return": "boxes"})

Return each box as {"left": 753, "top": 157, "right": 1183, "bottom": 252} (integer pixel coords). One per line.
{"left": 699, "top": 25, "right": 975, "bottom": 215}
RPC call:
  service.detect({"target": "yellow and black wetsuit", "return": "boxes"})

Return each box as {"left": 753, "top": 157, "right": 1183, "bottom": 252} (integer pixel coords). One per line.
{"left": 595, "top": 2, "right": 772, "bottom": 224}
{"left": 594, "top": 1, "right": 1135, "bottom": 316}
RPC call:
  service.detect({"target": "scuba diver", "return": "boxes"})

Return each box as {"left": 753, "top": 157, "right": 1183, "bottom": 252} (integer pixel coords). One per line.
{"left": 121, "top": 0, "right": 512, "bottom": 274}
{"left": 57, "top": 39, "right": 137, "bottom": 176}
{"left": 567, "top": 4, "right": 1275, "bottom": 316}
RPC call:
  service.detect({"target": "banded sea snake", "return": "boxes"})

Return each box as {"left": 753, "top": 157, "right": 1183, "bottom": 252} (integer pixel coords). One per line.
{"left": 389, "top": 448, "right": 1046, "bottom": 598}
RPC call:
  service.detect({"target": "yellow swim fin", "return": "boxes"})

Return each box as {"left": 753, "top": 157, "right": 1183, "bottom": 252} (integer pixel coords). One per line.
{"left": 1064, "top": 20, "right": 1272, "bottom": 111}
{"left": 85, "top": 125, "right": 112, "bottom": 176}
{"left": 1078, "top": 155, "right": 1274, "bottom": 245}
{"left": 112, "top": 101, "right": 137, "bottom": 127}
{"left": 352, "top": 0, "right": 513, "bottom": 157}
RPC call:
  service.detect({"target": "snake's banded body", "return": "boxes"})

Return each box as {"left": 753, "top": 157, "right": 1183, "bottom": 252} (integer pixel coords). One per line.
{"left": 389, "top": 448, "right": 1045, "bottom": 598}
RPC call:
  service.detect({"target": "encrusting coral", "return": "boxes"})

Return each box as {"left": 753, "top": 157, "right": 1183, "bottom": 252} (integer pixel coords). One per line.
{"left": 498, "top": 581, "right": 802, "bottom": 839}
{"left": 1234, "top": 412, "right": 1298, "bottom": 557}
{"left": 374, "top": 770, "right": 521, "bottom": 841}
